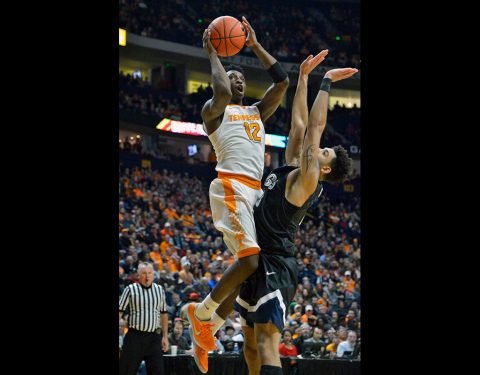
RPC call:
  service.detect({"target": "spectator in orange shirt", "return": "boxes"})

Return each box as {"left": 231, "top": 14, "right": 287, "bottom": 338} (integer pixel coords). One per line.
{"left": 343, "top": 270, "right": 355, "bottom": 292}
{"left": 160, "top": 235, "right": 176, "bottom": 254}
{"left": 179, "top": 259, "right": 194, "bottom": 285}
{"left": 180, "top": 206, "right": 195, "bottom": 227}
{"left": 166, "top": 248, "right": 179, "bottom": 273}
{"left": 160, "top": 222, "right": 174, "bottom": 239}
{"left": 149, "top": 243, "right": 163, "bottom": 263}
{"left": 301, "top": 305, "right": 316, "bottom": 323}
{"left": 164, "top": 202, "right": 180, "bottom": 220}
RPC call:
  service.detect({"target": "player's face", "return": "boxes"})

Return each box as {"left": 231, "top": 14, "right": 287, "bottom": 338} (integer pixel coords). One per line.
{"left": 227, "top": 70, "right": 246, "bottom": 99}
{"left": 318, "top": 148, "right": 336, "bottom": 166}
{"left": 317, "top": 148, "right": 336, "bottom": 177}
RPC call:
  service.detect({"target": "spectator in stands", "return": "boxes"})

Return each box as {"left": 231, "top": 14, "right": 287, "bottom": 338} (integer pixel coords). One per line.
{"left": 279, "top": 329, "right": 298, "bottom": 357}
{"left": 344, "top": 309, "right": 358, "bottom": 330}
{"left": 168, "top": 320, "right": 191, "bottom": 354}
{"left": 301, "top": 304, "right": 316, "bottom": 323}
{"left": 337, "top": 330, "right": 357, "bottom": 358}
{"left": 302, "top": 327, "right": 326, "bottom": 357}
{"left": 119, "top": 0, "right": 360, "bottom": 67}
{"left": 326, "top": 334, "right": 341, "bottom": 359}
{"left": 293, "top": 323, "right": 312, "bottom": 355}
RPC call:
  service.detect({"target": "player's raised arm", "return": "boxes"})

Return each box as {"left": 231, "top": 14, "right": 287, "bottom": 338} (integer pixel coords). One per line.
{"left": 286, "top": 51, "right": 328, "bottom": 166}
{"left": 289, "top": 67, "right": 357, "bottom": 205}
{"left": 242, "top": 16, "right": 289, "bottom": 122}
{"left": 201, "top": 29, "right": 233, "bottom": 134}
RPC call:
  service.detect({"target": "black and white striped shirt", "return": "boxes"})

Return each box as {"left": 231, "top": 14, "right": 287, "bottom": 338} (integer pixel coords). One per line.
{"left": 119, "top": 282, "right": 167, "bottom": 332}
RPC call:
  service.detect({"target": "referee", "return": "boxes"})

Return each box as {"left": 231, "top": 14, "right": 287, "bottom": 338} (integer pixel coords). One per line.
{"left": 119, "top": 262, "right": 170, "bottom": 375}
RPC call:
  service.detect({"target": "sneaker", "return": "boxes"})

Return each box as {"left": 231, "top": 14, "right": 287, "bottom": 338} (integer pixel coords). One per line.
{"left": 186, "top": 303, "right": 217, "bottom": 351}
{"left": 190, "top": 327, "right": 208, "bottom": 373}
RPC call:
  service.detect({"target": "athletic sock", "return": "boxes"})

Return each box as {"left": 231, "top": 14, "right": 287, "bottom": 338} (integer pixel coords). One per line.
{"left": 195, "top": 294, "right": 220, "bottom": 321}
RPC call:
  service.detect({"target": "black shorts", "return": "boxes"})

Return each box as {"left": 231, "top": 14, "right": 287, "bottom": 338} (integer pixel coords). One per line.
{"left": 233, "top": 252, "right": 298, "bottom": 332}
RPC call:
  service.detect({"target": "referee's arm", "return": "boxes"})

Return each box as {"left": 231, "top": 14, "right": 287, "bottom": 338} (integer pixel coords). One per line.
{"left": 119, "top": 286, "right": 130, "bottom": 321}
{"left": 160, "top": 286, "right": 170, "bottom": 352}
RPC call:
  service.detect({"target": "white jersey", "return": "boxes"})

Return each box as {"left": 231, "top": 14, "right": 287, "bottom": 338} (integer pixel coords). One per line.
{"left": 207, "top": 104, "right": 265, "bottom": 182}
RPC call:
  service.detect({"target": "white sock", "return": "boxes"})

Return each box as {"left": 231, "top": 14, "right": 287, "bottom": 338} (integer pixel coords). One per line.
{"left": 211, "top": 312, "right": 226, "bottom": 335}
{"left": 195, "top": 294, "right": 220, "bottom": 321}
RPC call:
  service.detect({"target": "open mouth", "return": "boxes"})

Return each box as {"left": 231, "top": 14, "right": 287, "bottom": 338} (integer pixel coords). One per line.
{"left": 236, "top": 85, "right": 244, "bottom": 93}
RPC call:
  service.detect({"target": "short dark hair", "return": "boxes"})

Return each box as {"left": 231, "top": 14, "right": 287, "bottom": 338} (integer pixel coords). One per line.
{"left": 324, "top": 145, "right": 353, "bottom": 184}
{"left": 282, "top": 328, "right": 292, "bottom": 336}
{"left": 224, "top": 64, "right": 245, "bottom": 75}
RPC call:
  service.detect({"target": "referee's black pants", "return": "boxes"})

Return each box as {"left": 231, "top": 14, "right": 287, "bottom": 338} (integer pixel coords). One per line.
{"left": 119, "top": 329, "right": 164, "bottom": 375}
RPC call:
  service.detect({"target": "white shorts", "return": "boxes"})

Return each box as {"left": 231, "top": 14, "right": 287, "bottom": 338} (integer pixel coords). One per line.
{"left": 209, "top": 173, "right": 263, "bottom": 259}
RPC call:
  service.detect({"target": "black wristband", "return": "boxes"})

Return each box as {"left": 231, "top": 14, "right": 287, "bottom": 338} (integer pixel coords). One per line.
{"left": 267, "top": 61, "right": 288, "bottom": 83}
{"left": 320, "top": 77, "right": 332, "bottom": 93}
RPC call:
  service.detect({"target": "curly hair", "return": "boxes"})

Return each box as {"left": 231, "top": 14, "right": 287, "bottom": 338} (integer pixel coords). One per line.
{"left": 324, "top": 145, "right": 353, "bottom": 184}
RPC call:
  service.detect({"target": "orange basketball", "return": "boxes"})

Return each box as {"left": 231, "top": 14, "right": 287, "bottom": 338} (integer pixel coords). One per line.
{"left": 208, "top": 16, "right": 246, "bottom": 57}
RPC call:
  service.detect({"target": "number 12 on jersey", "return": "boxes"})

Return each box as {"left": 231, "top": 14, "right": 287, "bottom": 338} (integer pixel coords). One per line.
{"left": 243, "top": 122, "right": 261, "bottom": 142}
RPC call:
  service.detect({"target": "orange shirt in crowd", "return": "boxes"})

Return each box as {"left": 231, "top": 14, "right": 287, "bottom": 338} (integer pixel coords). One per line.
{"left": 343, "top": 278, "right": 355, "bottom": 292}
{"left": 160, "top": 241, "right": 171, "bottom": 254}
{"left": 149, "top": 251, "right": 164, "bottom": 270}
{"left": 301, "top": 314, "right": 312, "bottom": 323}
{"left": 164, "top": 208, "right": 179, "bottom": 220}
{"left": 160, "top": 228, "right": 173, "bottom": 239}
{"left": 326, "top": 343, "right": 337, "bottom": 352}
{"left": 180, "top": 214, "right": 194, "bottom": 227}
{"left": 166, "top": 256, "right": 178, "bottom": 273}
{"left": 134, "top": 188, "right": 144, "bottom": 198}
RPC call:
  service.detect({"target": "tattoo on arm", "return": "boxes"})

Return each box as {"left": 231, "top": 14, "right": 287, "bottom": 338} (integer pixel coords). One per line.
{"left": 303, "top": 145, "right": 315, "bottom": 172}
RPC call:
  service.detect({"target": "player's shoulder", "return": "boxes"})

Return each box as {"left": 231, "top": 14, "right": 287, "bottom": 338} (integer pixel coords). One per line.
{"left": 267, "top": 165, "right": 299, "bottom": 178}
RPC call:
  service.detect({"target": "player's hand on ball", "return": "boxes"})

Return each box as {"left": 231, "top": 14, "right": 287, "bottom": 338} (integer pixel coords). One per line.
{"left": 300, "top": 50, "right": 329, "bottom": 76}
{"left": 202, "top": 29, "right": 217, "bottom": 56}
{"left": 242, "top": 16, "right": 258, "bottom": 48}
{"left": 324, "top": 68, "right": 358, "bottom": 82}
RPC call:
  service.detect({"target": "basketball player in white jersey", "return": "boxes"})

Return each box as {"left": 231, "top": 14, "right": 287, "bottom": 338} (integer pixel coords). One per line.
{"left": 185, "top": 16, "right": 289, "bottom": 372}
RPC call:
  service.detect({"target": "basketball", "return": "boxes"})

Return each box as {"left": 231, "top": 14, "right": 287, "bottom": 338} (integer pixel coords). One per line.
{"left": 208, "top": 16, "right": 246, "bottom": 57}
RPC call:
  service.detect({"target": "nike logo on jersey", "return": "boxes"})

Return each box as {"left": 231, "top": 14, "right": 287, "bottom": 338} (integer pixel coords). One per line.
{"left": 266, "top": 271, "right": 276, "bottom": 276}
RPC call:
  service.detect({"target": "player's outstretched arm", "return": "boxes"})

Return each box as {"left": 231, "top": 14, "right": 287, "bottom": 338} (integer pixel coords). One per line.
{"left": 287, "top": 67, "right": 358, "bottom": 206}
{"left": 242, "top": 16, "right": 289, "bottom": 122}
{"left": 308, "top": 68, "right": 357, "bottom": 134}
{"left": 201, "top": 28, "right": 233, "bottom": 134}
{"left": 286, "top": 51, "right": 328, "bottom": 166}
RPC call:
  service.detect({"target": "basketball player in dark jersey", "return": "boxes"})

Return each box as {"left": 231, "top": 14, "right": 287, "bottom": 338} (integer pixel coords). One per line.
{"left": 233, "top": 53, "right": 357, "bottom": 375}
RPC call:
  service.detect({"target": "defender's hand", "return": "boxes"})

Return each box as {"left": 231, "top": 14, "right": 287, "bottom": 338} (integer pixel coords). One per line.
{"left": 242, "top": 16, "right": 258, "bottom": 48}
{"left": 324, "top": 68, "right": 358, "bottom": 82}
{"left": 300, "top": 50, "right": 329, "bottom": 76}
{"left": 203, "top": 29, "right": 217, "bottom": 56}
